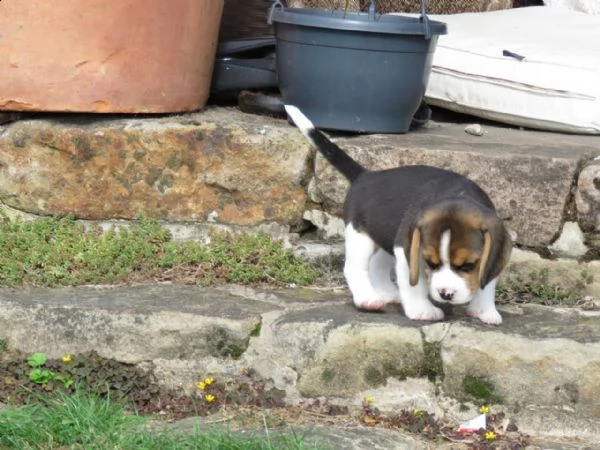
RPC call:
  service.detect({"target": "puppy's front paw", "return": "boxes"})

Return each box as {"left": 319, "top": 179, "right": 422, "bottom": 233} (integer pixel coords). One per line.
{"left": 354, "top": 298, "right": 386, "bottom": 311}
{"left": 373, "top": 288, "right": 400, "bottom": 304}
{"left": 467, "top": 307, "right": 502, "bottom": 325}
{"left": 404, "top": 302, "right": 445, "bottom": 322}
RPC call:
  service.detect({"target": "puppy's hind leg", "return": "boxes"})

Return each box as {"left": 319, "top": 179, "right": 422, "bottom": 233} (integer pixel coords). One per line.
{"left": 394, "top": 247, "right": 444, "bottom": 321}
{"left": 344, "top": 224, "right": 385, "bottom": 311}
{"left": 369, "top": 249, "right": 400, "bottom": 304}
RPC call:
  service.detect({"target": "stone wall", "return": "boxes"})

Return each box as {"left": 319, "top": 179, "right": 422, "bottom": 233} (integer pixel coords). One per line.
{"left": 1, "top": 107, "right": 599, "bottom": 258}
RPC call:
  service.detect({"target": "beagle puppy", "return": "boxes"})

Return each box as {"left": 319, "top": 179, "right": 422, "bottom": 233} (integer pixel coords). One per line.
{"left": 285, "top": 105, "right": 512, "bottom": 325}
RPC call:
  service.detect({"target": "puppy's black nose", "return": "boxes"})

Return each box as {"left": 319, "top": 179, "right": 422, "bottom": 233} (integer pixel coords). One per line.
{"left": 439, "top": 289, "right": 454, "bottom": 301}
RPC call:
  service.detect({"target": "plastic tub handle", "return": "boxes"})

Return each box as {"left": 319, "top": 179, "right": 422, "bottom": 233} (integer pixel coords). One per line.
{"left": 267, "top": 0, "right": 284, "bottom": 25}
{"left": 420, "top": 0, "right": 432, "bottom": 39}
{"left": 368, "top": 1, "right": 376, "bottom": 21}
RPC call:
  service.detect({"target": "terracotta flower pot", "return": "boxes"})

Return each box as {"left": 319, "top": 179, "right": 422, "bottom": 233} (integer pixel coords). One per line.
{"left": 0, "top": 0, "right": 224, "bottom": 113}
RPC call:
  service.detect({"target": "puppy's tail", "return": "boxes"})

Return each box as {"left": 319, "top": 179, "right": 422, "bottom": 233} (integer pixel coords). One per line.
{"left": 284, "top": 105, "right": 366, "bottom": 183}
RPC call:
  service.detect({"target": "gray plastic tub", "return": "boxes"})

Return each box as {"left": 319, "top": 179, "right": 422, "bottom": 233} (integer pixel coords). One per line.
{"left": 268, "top": 1, "right": 447, "bottom": 133}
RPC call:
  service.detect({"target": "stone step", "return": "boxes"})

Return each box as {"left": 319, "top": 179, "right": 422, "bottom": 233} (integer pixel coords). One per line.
{"left": 1, "top": 107, "right": 599, "bottom": 256}
{"left": 1, "top": 283, "right": 599, "bottom": 446}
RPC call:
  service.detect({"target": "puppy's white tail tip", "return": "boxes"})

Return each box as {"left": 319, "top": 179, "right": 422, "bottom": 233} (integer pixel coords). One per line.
{"left": 284, "top": 105, "right": 315, "bottom": 134}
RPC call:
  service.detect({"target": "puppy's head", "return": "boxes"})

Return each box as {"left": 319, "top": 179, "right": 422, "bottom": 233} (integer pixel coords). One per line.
{"left": 406, "top": 203, "right": 511, "bottom": 304}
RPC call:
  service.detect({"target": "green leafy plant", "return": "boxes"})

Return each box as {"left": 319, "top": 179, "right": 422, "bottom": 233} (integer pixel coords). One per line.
{"left": 27, "top": 352, "right": 47, "bottom": 368}
{"left": 26, "top": 352, "right": 73, "bottom": 388}
{"left": 29, "top": 369, "right": 54, "bottom": 385}
{"left": 3, "top": 350, "right": 163, "bottom": 409}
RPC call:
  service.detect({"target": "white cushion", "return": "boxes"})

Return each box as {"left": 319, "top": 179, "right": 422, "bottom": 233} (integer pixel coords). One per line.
{"left": 544, "top": 0, "right": 600, "bottom": 15}
{"left": 422, "top": 7, "right": 600, "bottom": 134}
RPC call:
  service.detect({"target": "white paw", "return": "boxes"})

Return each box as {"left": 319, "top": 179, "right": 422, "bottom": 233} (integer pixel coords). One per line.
{"left": 468, "top": 307, "right": 502, "bottom": 325}
{"left": 373, "top": 287, "right": 400, "bottom": 304}
{"left": 349, "top": 283, "right": 386, "bottom": 311}
{"left": 404, "top": 302, "right": 445, "bottom": 322}
{"left": 353, "top": 298, "right": 385, "bottom": 311}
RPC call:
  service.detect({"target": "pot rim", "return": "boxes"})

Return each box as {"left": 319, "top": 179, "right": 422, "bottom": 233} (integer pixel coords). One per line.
{"left": 268, "top": 6, "right": 447, "bottom": 36}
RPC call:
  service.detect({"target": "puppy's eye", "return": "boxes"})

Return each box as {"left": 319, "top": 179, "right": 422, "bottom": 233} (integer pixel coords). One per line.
{"left": 456, "top": 262, "right": 476, "bottom": 272}
{"left": 426, "top": 260, "right": 441, "bottom": 270}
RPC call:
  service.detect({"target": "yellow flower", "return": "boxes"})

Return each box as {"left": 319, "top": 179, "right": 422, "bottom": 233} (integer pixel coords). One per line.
{"left": 204, "top": 377, "right": 214, "bottom": 385}
{"left": 62, "top": 354, "right": 73, "bottom": 363}
{"left": 485, "top": 431, "right": 497, "bottom": 440}
{"left": 205, "top": 394, "right": 216, "bottom": 403}
{"left": 363, "top": 396, "right": 375, "bottom": 404}
{"left": 196, "top": 381, "right": 206, "bottom": 390}
{"left": 479, "top": 405, "right": 489, "bottom": 414}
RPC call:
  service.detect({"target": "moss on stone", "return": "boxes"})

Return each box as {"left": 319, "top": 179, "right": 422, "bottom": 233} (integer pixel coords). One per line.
{"left": 461, "top": 375, "right": 502, "bottom": 404}
{"left": 364, "top": 366, "right": 385, "bottom": 386}
{"left": 321, "top": 368, "right": 335, "bottom": 383}
{"left": 420, "top": 340, "right": 444, "bottom": 381}
{"left": 207, "top": 327, "right": 249, "bottom": 360}
{"left": 361, "top": 340, "right": 443, "bottom": 388}
{"left": 250, "top": 321, "right": 262, "bottom": 337}
{"left": 298, "top": 331, "right": 443, "bottom": 397}
{"left": 225, "top": 344, "right": 245, "bottom": 360}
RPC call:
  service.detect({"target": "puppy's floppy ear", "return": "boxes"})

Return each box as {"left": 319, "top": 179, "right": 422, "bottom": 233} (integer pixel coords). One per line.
{"left": 409, "top": 227, "right": 421, "bottom": 286}
{"left": 478, "top": 217, "right": 512, "bottom": 289}
{"left": 478, "top": 231, "right": 492, "bottom": 286}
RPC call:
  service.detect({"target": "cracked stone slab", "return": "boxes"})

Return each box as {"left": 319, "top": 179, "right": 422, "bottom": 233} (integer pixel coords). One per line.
{"left": 244, "top": 297, "right": 600, "bottom": 440}
{"left": 0, "top": 284, "right": 278, "bottom": 363}
{"left": 311, "top": 121, "right": 600, "bottom": 247}
{"left": 422, "top": 305, "right": 600, "bottom": 439}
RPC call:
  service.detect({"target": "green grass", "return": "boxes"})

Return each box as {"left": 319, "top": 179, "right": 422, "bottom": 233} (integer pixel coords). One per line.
{"left": 0, "top": 390, "right": 323, "bottom": 450}
{"left": 497, "top": 267, "right": 592, "bottom": 307}
{"left": 0, "top": 217, "right": 319, "bottom": 288}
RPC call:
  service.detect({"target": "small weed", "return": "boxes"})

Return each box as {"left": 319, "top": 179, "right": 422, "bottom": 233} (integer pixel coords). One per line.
{"left": 26, "top": 352, "right": 73, "bottom": 389}
{"left": 461, "top": 375, "right": 502, "bottom": 405}
{"left": 225, "top": 344, "right": 245, "bottom": 359}
{"left": 27, "top": 352, "right": 47, "bottom": 367}
{"left": 251, "top": 321, "right": 262, "bottom": 337}
{"left": 0, "top": 217, "right": 319, "bottom": 287}
{"left": 581, "top": 268, "right": 594, "bottom": 285}
{"left": 0, "top": 338, "right": 6, "bottom": 354}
